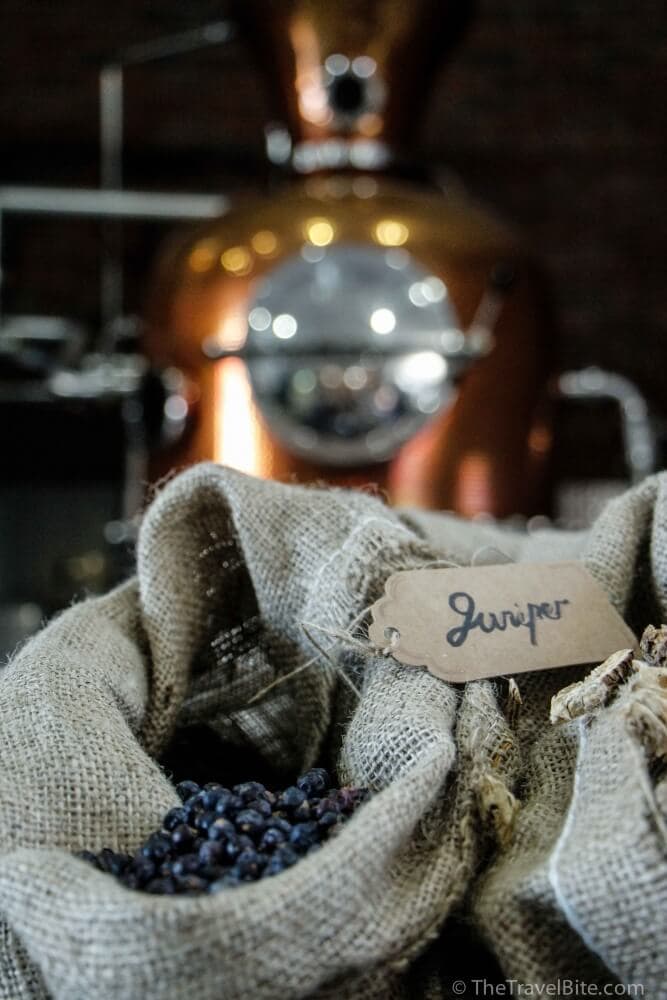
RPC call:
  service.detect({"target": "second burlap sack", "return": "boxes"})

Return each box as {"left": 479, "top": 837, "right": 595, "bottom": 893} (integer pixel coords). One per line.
{"left": 406, "top": 475, "right": 667, "bottom": 998}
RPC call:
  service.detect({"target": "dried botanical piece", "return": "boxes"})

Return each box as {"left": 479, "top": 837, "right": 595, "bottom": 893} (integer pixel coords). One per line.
{"left": 550, "top": 648, "right": 637, "bottom": 725}
{"left": 505, "top": 677, "right": 523, "bottom": 729}
{"left": 549, "top": 624, "right": 667, "bottom": 761}
{"left": 476, "top": 771, "right": 520, "bottom": 849}
{"left": 624, "top": 664, "right": 667, "bottom": 758}
{"left": 639, "top": 624, "right": 667, "bottom": 668}
{"left": 490, "top": 737, "right": 516, "bottom": 770}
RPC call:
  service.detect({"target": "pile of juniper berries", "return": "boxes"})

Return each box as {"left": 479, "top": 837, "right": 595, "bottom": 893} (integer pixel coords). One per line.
{"left": 77, "top": 769, "right": 369, "bottom": 895}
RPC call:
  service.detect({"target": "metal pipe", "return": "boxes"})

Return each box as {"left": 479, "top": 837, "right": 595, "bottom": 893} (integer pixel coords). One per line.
{"left": 99, "top": 65, "right": 126, "bottom": 328}
{"left": 0, "top": 21, "right": 236, "bottom": 332}
{"left": 0, "top": 186, "right": 228, "bottom": 219}
{"left": 113, "top": 20, "right": 235, "bottom": 67}
{"left": 0, "top": 210, "right": 4, "bottom": 322}
{"left": 0, "top": 187, "right": 229, "bottom": 327}
{"left": 558, "top": 367, "right": 656, "bottom": 483}
{"left": 97, "top": 19, "right": 235, "bottom": 332}
{"left": 100, "top": 66, "right": 124, "bottom": 191}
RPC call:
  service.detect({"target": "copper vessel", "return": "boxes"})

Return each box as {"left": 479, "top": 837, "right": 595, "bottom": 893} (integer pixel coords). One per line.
{"left": 145, "top": 0, "right": 553, "bottom": 516}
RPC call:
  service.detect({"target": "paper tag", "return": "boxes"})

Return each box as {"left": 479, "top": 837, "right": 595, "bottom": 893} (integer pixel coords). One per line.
{"left": 368, "top": 562, "right": 637, "bottom": 683}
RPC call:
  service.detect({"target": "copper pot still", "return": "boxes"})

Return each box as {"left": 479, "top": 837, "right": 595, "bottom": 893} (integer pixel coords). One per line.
{"left": 145, "top": 0, "right": 553, "bottom": 516}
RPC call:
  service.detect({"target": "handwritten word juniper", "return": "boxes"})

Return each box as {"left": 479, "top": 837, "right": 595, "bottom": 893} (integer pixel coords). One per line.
{"left": 446, "top": 591, "right": 570, "bottom": 648}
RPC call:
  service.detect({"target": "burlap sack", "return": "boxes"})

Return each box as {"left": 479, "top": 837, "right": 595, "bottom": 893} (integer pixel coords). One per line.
{"left": 406, "top": 476, "right": 667, "bottom": 997}
{"left": 1, "top": 465, "right": 665, "bottom": 999}
{"left": 0, "top": 464, "right": 494, "bottom": 1000}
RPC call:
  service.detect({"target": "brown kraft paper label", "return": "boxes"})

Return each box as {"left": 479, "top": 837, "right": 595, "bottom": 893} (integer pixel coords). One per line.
{"left": 368, "top": 561, "right": 638, "bottom": 683}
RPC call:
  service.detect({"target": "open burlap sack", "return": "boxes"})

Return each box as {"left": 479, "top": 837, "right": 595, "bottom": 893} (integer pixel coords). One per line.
{"left": 1, "top": 464, "right": 665, "bottom": 999}
{"left": 0, "top": 463, "right": 500, "bottom": 1000}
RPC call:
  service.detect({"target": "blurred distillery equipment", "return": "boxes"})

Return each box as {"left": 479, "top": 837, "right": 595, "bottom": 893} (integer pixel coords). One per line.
{"left": 145, "top": 0, "right": 555, "bottom": 517}
{"left": 1, "top": 1, "right": 658, "bottom": 655}
{"left": 0, "top": 24, "right": 234, "bottom": 653}
{"left": 0, "top": 187, "right": 227, "bottom": 654}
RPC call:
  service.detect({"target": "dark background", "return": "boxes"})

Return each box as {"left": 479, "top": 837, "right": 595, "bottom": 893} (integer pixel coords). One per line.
{"left": 1, "top": 0, "right": 665, "bottom": 437}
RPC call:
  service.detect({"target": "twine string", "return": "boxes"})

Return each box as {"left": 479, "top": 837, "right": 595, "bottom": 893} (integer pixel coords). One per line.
{"left": 300, "top": 622, "right": 362, "bottom": 700}
{"left": 247, "top": 546, "right": 516, "bottom": 707}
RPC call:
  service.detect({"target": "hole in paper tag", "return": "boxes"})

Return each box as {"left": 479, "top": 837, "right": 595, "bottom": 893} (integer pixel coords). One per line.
{"left": 368, "top": 561, "right": 638, "bottom": 683}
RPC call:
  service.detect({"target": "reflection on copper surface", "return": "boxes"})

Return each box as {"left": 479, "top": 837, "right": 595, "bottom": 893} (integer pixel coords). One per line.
{"left": 272, "top": 314, "right": 298, "bottom": 340}
{"left": 373, "top": 218, "right": 409, "bottom": 246}
{"left": 220, "top": 246, "right": 253, "bottom": 276}
{"left": 251, "top": 230, "right": 279, "bottom": 256}
{"left": 304, "top": 217, "right": 336, "bottom": 246}
{"left": 290, "top": 17, "right": 331, "bottom": 128}
{"left": 456, "top": 452, "right": 494, "bottom": 517}
{"left": 188, "top": 240, "right": 218, "bottom": 273}
{"left": 215, "top": 310, "right": 246, "bottom": 351}
{"left": 352, "top": 176, "right": 378, "bottom": 198}
{"left": 214, "top": 359, "right": 262, "bottom": 474}
{"left": 528, "top": 423, "right": 552, "bottom": 456}
{"left": 358, "top": 112, "right": 383, "bottom": 137}
{"left": 369, "top": 307, "right": 396, "bottom": 334}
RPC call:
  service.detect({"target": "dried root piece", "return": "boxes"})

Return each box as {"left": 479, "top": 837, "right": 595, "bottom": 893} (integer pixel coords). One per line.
{"left": 550, "top": 648, "right": 637, "bottom": 725}
{"left": 490, "top": 737, "right": 515, "bottom": 770}
{"left": 477, "top": 771, "right": 520, "bottom": 850}
{"left": 624, "top": 664, "right": 667, "bottom": 758}
{"left": 639, "top": 624, "right": 667, "bottom": 668}
{"left": 505, "top": 677, "right": 522, "bottom": 729}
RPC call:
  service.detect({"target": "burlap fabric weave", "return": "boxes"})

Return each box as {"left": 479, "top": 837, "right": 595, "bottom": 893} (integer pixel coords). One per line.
{"left": 405, "top": 476, "right": 667, "bottom": 998}
{"left": 0, "top": 464, "right": 665, "bottom": 999}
